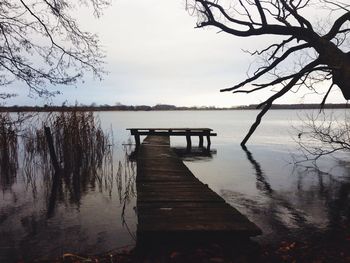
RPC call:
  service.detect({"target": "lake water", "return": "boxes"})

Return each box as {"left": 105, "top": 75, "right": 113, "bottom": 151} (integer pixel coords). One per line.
{"left": 1, "top": 110, "right": 350, "bottom": 262}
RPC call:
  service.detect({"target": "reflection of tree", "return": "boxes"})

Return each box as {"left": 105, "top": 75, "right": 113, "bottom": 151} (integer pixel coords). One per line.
{"left": 293, "top": 164, "right": 350, "bottom": 229}
{"left": 224, "top": 147, "right": 350, "bottom": 238}
{"left": 242, "top": 146, "right": 272, "bottom": 194}
{"left": 223, "top": 147, "right": 311, "bottom": 236}
{"left": 329, "top": 183, "right": 350, "bottom": 227}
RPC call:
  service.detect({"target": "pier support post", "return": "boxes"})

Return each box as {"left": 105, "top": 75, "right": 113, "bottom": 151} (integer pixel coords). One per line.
{"left": 186, "top": 130, "right": 192, "bottom": 152}
{"left": 206, "top": 135, "right": 211, "bottom": 151}
{"left": 131, "top": 129, "right": 141, "bottom": 149}
{"left": 135, "top": 134, "right": 141, "bottom": 148}
{"left": 199, "top": 135, "right": 204, "bottom": 147}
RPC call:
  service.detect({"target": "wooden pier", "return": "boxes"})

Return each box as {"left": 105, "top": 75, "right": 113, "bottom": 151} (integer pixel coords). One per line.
{"left": 135, "top": 134, "right": 261, "bottom": 242}
{"left": 127, "top": 128, "right": 217, "bottom": 151}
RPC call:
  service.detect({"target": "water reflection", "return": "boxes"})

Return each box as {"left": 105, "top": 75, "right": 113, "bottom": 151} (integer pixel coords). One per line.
{"left": 0, "top": 113, "right": 18, "bottom": 191}
{"left": 293, "top": 164, "right": 350, "bottom": 229}
{"left": 2, "top": 109, "right": 350, "bottom": 260}
{"left": 222, "top": 147, "right": 350, "bottom": 242}
{"left": 242, "top": 146, "right": 272, "bottom": 194}
{"left": 223, "top": 147, "right": 309, "bottom": 236}
{"left": 20, "top": 112, "right": 114, "bottom": 217}
{"left": 0, "top": 111, "right": 138, "bottom": 262}
{"left": 119, "top": 145, "right": 136, "bottom": 224}
{"left": 173, "top": 147, "right": 216, "bottom": 162}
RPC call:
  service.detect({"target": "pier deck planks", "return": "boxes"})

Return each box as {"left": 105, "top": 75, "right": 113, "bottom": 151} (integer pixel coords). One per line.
{"left": 136, "top": 135, "right": 261, "bottom": 239}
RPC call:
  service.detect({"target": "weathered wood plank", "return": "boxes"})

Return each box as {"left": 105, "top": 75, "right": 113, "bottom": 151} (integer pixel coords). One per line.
{"left": 127, "top": 128, "right": 213, "bottom": 131}
{"left": 136, "top": 135, "right": 262, "bottom": 240}
{"left": 134, "top": 131, "right": 217, "bottom": 136}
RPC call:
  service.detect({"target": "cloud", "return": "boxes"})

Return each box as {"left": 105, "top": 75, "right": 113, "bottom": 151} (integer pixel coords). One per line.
{"left": 5, "top": 0, "right": 347, "bottom": 106}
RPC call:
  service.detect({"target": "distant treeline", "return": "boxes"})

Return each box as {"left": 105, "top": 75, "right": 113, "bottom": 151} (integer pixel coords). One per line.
{"left": 0, "top": 103, "right": 348, "bottom": 112}
{"left": 246, "top": 103, "right": 349, "bottom": 110}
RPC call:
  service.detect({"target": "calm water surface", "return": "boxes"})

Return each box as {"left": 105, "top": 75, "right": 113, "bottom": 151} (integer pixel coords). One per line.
{"left": 1, "top": 110, "right": 349, "bottom": 262}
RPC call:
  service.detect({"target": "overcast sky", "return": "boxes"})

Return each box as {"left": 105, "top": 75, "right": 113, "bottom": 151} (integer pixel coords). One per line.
{"left": 5, "top": 0, "right": 347, "bottom": 107}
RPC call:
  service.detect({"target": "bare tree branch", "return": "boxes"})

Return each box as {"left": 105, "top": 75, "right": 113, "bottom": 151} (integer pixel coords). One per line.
{"left": 188, "top": 0, "right": 350, "bottom": 145}
{"left": 0, "top": 0, "right": 110, "bottom": 98}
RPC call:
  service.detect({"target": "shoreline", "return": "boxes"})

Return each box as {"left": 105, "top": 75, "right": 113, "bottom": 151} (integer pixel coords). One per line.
{"left": 0, "top": 103, "right": 349, "bottom": 112}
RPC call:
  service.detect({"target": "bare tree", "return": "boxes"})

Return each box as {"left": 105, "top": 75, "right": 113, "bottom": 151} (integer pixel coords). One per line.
{"left": 0, "top": 0, "right": 110, "bottom": 98}
{"left": 187, "top": 0, "right": 350, "bottom": 145}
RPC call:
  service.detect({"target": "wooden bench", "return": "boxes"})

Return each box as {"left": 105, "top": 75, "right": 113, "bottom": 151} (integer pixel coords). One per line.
{"left": 126, "top": 128, "right": 217, "bottom": 151}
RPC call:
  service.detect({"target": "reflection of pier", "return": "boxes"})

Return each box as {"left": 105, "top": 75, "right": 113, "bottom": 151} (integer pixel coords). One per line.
{"left": 173, "top": 146, "right": 217, "bottom": 162}
{"left": 135, "top": 135, "right": 261, "bottom": 243}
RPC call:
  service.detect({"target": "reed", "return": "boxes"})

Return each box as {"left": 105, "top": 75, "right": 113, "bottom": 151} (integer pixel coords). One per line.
{"left": 1, "top": 109, "right": 138, "bottom": 218}
{"left": 19, "top": 110, "right": 114, "bottom": 208}
{"left": 46, "top": 111, "right": 108, "bottom": 175}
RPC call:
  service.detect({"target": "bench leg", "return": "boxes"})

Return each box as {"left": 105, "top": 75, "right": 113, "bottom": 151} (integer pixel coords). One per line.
{"left": 206, "top": 135, "right": 211, "bottom": 151}
{"left": 135, "top": 134, "right": 141, "bottom": 149}
{"left": 186, "top": 133, "right": 192, "bottom": 152}
{"left": 199, "top": 135, "right": 204, "bottom": 148}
